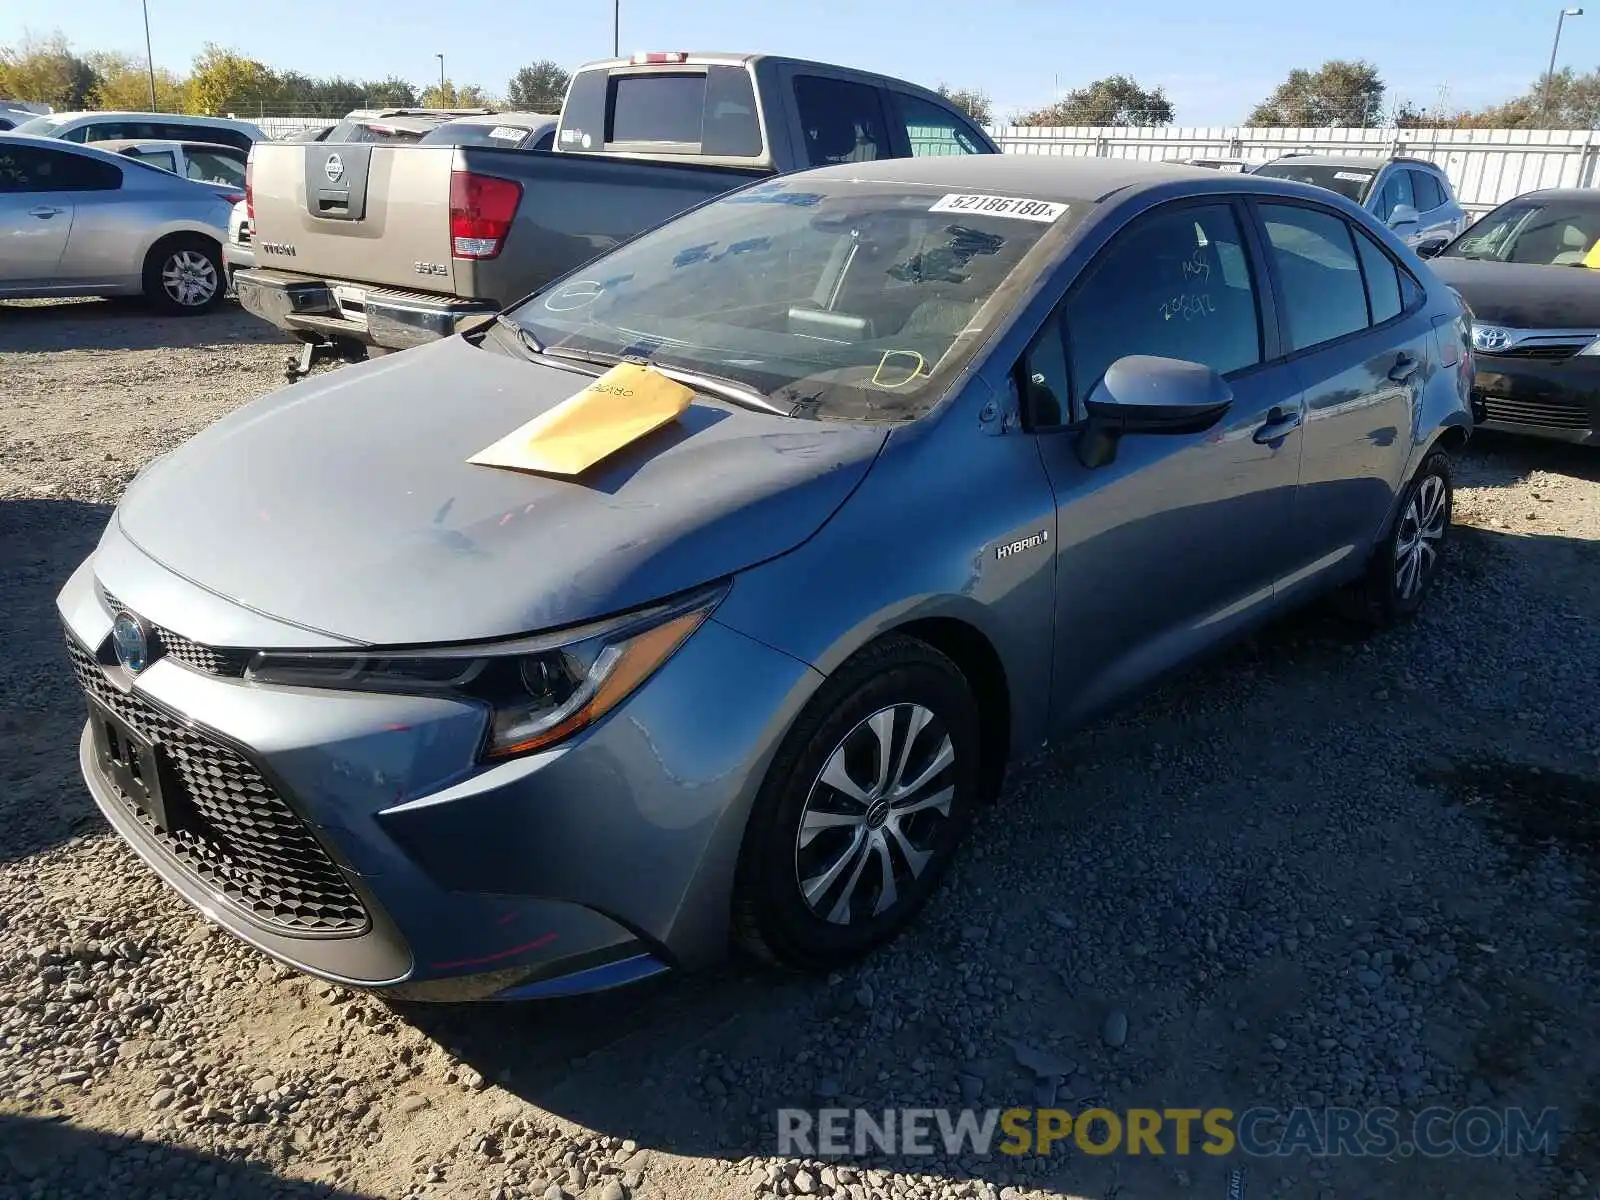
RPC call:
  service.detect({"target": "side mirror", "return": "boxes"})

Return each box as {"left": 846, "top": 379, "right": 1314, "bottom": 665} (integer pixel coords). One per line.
{"left": 1076, "top": 355, "right": 1233, "bottom": 469}
{"left": 1415, "top": 236, "right": 1448, "bottom": 259}
{"left": 1388, "top": 203, "right": 1421, "bottom": 230}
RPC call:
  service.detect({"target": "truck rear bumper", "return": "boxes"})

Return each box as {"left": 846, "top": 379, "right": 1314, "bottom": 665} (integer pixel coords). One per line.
{"left": 234, "top": 269, "right": 498, "bottom": 350}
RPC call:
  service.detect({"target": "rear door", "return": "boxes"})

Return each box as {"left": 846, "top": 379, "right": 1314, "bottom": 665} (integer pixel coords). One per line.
{"left": 1252, "top": 200, "right": 1424, "bottom": 589}
{"left": 783, "top": 71, "right": 894, "bottom": 167}
{"left": 248, "top": 140, "right": 461, "bottom": 293}
{"left": 0, "top": 143, "right": 85, "bottom": 287}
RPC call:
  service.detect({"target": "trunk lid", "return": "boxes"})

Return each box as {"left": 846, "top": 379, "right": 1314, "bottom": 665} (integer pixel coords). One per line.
{"left": 248, "top": 141, "right": 461, "bottom": 294}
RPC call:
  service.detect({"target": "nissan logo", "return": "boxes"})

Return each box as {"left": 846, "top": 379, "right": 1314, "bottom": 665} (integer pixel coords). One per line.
{"left": 324, "top": 153, "right": 345, "bottom": 184}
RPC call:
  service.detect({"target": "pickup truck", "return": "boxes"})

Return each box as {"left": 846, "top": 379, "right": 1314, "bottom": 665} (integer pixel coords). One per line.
{"left": 233, "top": 52, "right": 1000, "bottom": 370}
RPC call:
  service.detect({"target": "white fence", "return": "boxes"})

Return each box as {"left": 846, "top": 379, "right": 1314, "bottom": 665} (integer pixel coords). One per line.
{"left": 253, "top": 116, "right": 336, "bottom": 139}
{"left": 991, "top": 126, "right": 1600, "bottom": 215}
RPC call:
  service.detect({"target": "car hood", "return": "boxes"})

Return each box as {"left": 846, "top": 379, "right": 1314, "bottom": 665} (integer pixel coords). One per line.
{"left": 1426, "top": 256, "right": 1600, "bottom": 328}
{"left": 116, "top": 335, "right": 887, "bottom": 645}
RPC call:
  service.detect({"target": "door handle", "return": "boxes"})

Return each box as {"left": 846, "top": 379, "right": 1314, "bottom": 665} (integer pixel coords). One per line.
{"left": 1388, "top": 353, "right": 1419, "bottom": 382}
{"left": 28, "top": 205, "right": 63, "bottom": 219}
{"left": 1252, "top": 407, "right": 1303, "bottom": 445}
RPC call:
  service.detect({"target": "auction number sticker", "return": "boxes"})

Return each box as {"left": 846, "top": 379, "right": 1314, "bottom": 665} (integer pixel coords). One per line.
{"left": 929, "top": 193, "right": 1068, "bottom": 222}
{"left": 489, "top": 126, "right": 525, "bottom": 141}
{"left": 1333, "top": 171, "right": 1373, "bottom": 183}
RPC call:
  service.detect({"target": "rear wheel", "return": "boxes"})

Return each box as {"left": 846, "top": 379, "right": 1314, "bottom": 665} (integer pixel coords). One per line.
{"left": 733, "top": 636, "right": 983, "bottom": 971}
{"left": 1348, "top": 449, "right": 1453, "bottom": 626}
{"left": 142, "top": 236, "right": 224, "bottom": 315}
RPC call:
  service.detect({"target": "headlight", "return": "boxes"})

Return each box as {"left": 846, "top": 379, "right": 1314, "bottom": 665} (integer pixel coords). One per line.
{"left": 1576, "top": 337, "right": 1600, "bottom": 356}
{"left": 245, "top": 584, "right": 726, "bottom": 758}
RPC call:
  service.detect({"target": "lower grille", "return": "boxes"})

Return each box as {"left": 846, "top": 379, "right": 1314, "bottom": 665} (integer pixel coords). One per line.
{"left": 1486, "top": 344, "right": 1582, "bottom": 361}
{"left": 1479, "top": 394, "right": 1593, "bottom": 431}
{"left": 67, "top": 636, "right": 369, "bottom": 936}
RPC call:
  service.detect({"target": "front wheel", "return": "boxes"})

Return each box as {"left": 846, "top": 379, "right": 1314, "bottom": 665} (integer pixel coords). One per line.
{"left": 142, "top": 236, "right": 225, "bottom": 315}
{"left": 1350, "top": 449, "right": 1453, "bottom": 625}
{"left": 732, "top": 635, "right": 983, "bottom": 971}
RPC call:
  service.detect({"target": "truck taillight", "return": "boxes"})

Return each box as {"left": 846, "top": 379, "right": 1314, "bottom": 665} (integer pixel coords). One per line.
{"left": 244, "top": 159, "right": 253, "bottom": 221}
{"left": 449, "top": 170, "right": 521, "bottom": 260}
{"left": 630, "top": 51, "right": 688, "bottom": 64}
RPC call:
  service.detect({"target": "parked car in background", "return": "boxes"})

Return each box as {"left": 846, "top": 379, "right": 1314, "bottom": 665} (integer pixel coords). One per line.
{"left": 97, "top": 139, "right": 248, "bottom": 188}
{"left": 1253, "top": 153, "right": 1467, "bottom": 248}
{"left": 1167, "top": 156, "right": 1250, "bottom": 172}
{"left": 417, "top": 111, "right": 558, "bottom": 152}
{"left": 236, "top": 51, "right": 1000, "bottom": 369}
{"left": 0, "top": 100, "right": 52, "bottom": 131}
{"left": 1423, "top": 188, "right": 1600, "bottom": 446}
{"left": 279, "top": 123, "right": 336, "bottom": 144}
{"left": 224, "top": 199, "right": 253, "bottom": 286}
{"left": 0, "top": 134, "right": 239, "bottom": 312}
{"left": 318, "top": 108, "right": 494, "bottom": 145}
{"left": 60, "top": 156, "right": 1472, "bottom": 1001}
{"left": 11, "top": 111, "right": 265, "bottom": 152}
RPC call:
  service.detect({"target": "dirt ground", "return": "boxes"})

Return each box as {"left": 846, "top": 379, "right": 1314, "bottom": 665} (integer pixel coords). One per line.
{"left": 1, "top": 299, "right": 1598, "bottom": 1200}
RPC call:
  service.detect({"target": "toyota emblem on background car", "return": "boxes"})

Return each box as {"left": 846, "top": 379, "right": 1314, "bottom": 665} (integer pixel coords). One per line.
{"left": 111, "top": 612, "right": 151, "bottom": 674}
{"left": 1472, "top": 325, "right": 1510, "bottom": 352}
{"left": 324, "top": 153, "right": 344, "bottom": 184}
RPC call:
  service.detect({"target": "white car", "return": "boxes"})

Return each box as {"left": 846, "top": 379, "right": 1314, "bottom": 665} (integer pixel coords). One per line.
{"left": 223, "top": 199, "right": 253, "bottom": 287}
{"left": 11, "top": 111, "right": 264, "bottom": 153}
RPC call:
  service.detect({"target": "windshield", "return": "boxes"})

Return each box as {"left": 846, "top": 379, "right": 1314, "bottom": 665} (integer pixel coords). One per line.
{"left": 505, "top": 178, "right": 1072, "bottom": 422}
{"left": 1443, "top": 199, "right": 1600, "bottom": 265}
{"left": 322, "top": 119, "right": 429, "bottom": 145}
{"left": 13, "top": 116, "right": 64, "bottom": 137}
{"left": 1252, "top": 161, "right": 1377, "bottom": 203}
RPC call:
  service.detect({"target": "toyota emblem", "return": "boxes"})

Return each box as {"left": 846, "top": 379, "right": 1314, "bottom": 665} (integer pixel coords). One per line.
{"left": 1472, "top": 325, "right": 1510, "bottom": 352}
{"left": 111, "top": 611, "right": 152, "bottom": 674}
{"left": 324, "top": 153, "right": 345, "bottom": 184}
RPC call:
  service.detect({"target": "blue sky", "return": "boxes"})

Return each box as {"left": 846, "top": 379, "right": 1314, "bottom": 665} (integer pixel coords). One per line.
{"left": 3, "top": 0, "right": 1591, "bottom": 124}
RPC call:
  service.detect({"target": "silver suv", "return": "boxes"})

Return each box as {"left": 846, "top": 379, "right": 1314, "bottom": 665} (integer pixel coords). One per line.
{"left": 1253, "top": 154, "right": 1467, "bottom": 248}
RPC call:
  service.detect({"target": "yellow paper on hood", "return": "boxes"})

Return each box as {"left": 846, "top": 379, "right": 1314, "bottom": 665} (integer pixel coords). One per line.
{"left": 468, "top": 362, "right": 694, "bottom": 476}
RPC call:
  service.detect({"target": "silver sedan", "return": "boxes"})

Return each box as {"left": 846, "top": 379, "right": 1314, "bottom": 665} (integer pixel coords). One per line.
{"left": 0, "top": 134, "right": 240, "bottom": 313}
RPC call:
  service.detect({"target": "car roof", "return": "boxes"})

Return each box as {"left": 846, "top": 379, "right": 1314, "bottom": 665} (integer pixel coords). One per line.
{"left": 439, "top": 111, "right": 557, "bottom": 129}
{"left": 795, "top": 154, "right": 1250, "bottom": 202}
{"left": 35, "top": 111, "right": 262, "bottom": 131}
{"left": 1514, "top": 187, "right": 1600, "bottom": 203}
{"left": 1261, "top": 152, "right": 1443, "bottom": 172}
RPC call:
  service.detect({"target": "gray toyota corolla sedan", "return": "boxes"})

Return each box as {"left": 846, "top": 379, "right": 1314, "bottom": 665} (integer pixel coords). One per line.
{"left": 58, "top": 156, "right": 1473, "bottom": 1001}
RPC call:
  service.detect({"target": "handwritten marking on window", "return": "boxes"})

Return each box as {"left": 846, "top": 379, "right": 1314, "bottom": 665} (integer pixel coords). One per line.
{"left": 1160, "top": 292, "right": 1217, "bottom": 323}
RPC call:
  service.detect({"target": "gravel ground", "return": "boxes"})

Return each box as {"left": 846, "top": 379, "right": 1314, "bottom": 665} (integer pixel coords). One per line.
{"left": 2, "top": 298, "right": 1599, "bottom": 1200}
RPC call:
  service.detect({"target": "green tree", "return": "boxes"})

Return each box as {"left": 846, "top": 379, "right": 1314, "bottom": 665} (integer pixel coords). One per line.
{"left": 1247, "top": 60, "right": 1385, "bottom": 127}
{"left": 184, "top": 44, "right": 280, "bottom": 115}
{"left": 86, "top": 51, "right": 185, "bottom": 112}
{"left": 419, "top": 80, "right": 491, "bottom": 108}
{"left": 936, "top": 84, "right": 992, "bottom": 126}
{"left": 1450, "top": 68, "right": 1600, "bottom": 129}
{"left": 1017, "top": 75, "right": 1173, "bottom": 126}
{"left": 506, "top": 61, "right": 570, "bottom": 112}
{"left": 0, "top": 31, "right": 98, "bottom": 109}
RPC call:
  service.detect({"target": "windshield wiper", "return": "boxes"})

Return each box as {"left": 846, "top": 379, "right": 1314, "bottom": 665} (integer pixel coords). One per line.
{"left": 493, "top": 316, "right": 624, "bottom": 370}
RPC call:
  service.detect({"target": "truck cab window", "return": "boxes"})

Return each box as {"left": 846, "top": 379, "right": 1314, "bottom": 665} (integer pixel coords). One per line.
{"left": 793, "top": 75, "right": 889, "bottom": 165}
{"left": 893, "top": 93, "right": 987, "bottom": 157}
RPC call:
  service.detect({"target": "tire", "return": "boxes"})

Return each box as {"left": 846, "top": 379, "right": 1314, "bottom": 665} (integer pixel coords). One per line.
{"left": 1347, "top": 449, "right": 1453, "bottom": 626}
{"left": 732, "top": 635, "right": 983, "bottom": 971}
{"left": 142, "top": 236, "right": 225, "bottom": 315}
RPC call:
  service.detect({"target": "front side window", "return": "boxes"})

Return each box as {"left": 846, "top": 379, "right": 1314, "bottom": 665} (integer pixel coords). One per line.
{"left": 1374, "top": 169, "right": 1415, "bottom": 221}
{"left": 793, "top": 75, "right": 890, "bottom": 165}
{"left": 893, "top": 93, "right": 987, "bottom": 157}
{"left": 1063, "top": 203, "right": 1262, "bottom": 400}
{"left": 131, "top": 149, "right": 178, "bottom": 173}
{"left": 505, "top": 177, "right": 1073, "bottom": 422}
{"left": 1260, "top": 204, "right": 1369, "bottom": 352}
{"left": 0, "top": 145, "right": 121, "bottom": 192}
{"left": 1444, "top": 199, "right": 1600, "bottom": 265}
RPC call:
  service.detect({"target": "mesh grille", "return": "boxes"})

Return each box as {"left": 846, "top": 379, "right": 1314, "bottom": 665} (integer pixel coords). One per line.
{"left": 67, "top": 636, "right": 369, "bottom": 936}
{"left": 1487, "top": 344, "right": 1583, "bottom": 361}
{"left": 99, "top": 589, "right": 253, "bottom": 677}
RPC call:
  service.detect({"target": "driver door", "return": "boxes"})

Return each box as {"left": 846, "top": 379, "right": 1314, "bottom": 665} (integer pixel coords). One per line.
{"left": 1024, "top": 199, "right": 1307, "bottom": 729}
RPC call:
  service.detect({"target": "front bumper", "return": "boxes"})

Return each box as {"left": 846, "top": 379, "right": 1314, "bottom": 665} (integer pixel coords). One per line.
{"left": 1473, "top": 353, "right": 1600, "bottom": 446}
{"left": 58, "top": 529, "right": 821, "bottom": 1000}
{"left": 233, "top": 268, "right": 498, "bottom": 350}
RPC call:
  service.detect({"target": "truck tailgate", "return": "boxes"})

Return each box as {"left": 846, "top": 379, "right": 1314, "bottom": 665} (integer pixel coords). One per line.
{"left": 250, "top": 142, "right": 459, "bottom": 294}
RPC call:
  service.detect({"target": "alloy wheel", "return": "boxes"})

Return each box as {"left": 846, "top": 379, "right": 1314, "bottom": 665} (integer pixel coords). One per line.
{"left": 1394, "top": 473, "right": 1448, "bottom": 601}
{"left": 161, "top": 249, "right": 219, "bottom": 308}
{"left": 793, "top": 703, "right": 956, "bottom": 926}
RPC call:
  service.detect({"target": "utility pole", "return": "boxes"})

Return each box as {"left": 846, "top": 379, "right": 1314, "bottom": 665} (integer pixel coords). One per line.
{"left": 142, "top": 0, "right": 157, "bottom": 109}
{"left": 613, "top": 0, "right": 620, "bottom": 57}
{"left": 435, "top": 53, "right": 446, "bottom": 103}
{"left": 1546, "top": 8, "right": 1584, "bottom": 120}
